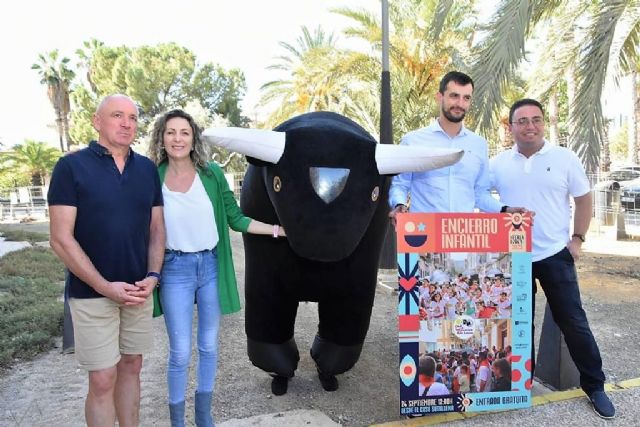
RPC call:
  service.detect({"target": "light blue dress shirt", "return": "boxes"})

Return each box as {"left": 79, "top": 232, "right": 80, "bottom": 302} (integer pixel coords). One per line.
{"left": 388, "top": 120, "right": 502, "bottom": 213}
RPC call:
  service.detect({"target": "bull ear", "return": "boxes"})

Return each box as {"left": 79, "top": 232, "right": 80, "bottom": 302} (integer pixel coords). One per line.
{"left": 202, "top": 127, "right": 285, "bottom": 164}
{"left": 375, "top": 144, "right": 464, "bottom": 175}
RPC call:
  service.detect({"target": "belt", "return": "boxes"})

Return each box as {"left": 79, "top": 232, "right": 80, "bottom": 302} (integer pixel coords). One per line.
{"left": 164, "top": 247, "right": 217, "bottom": 255}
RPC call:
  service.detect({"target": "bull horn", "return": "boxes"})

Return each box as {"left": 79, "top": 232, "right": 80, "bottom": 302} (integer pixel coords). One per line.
{"left": 202, "top": 127, "right": 285, "bottom": 164}
{"left": 375, "top": 144, "right": 464, "bottom": 175}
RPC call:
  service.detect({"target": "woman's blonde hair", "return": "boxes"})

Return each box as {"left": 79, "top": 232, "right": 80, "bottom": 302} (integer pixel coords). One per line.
{"left": 148, "top": 109, "right": 210, "bottom": 171}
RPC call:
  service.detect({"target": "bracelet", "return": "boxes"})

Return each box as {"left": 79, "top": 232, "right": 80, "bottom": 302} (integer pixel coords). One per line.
{"left": 146, "top": 271, "right": 161, "bottom": 281}
{"left": 272, "top": 224, "right": 280, "bottom": 238}
{"left": 571, "top": 233, "right": 585, "bottom": 243}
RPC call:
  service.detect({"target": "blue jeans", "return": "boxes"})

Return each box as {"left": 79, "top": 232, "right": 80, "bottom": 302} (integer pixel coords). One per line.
{"left": 532, "top": 247, "right": 605, "bottom": 394}
{"left": 160, "top": 248, "right": 220, "bottom": 404}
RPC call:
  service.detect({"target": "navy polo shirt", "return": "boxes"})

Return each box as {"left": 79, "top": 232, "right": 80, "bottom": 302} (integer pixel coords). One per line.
{"left": 47, "top": 141, "right": 163, "bottom": 298}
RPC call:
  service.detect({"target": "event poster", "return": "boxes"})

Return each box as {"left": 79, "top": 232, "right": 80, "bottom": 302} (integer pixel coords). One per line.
{"left": 397, "top": 213, "right": 533, "bottom": 416}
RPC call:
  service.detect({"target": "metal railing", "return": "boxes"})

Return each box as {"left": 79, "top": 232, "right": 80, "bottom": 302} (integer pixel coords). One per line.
{"left": 2, "top": 173, "right": 638, "bottom": 238}
{"left": 0, "top": 186, "right": 48, "bottom": 221}
{"left": 588, "top": 174, "right": 640, "bottom": 237}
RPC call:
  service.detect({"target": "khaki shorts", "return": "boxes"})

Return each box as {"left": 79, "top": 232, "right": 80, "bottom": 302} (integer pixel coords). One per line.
{"left": 69, "top": 296, "right": 153, "bottom": 371}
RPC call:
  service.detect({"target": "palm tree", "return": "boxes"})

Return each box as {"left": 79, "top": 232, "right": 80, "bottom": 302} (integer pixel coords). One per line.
{"left": 334, "top": 0, "right": 478, "bottom": 142}
{"left": 75, "top": 38, "right": 104, "bottom": 94}
{"left": 259, "top": 1, "right": 478, "bottom": 140}
{"left": 631, "top": 69, "right": 640, "bottom": 164}
{"left": 2, "top": 140, "right": 61, "bottom": 186}
{"left": 32, "top": 50, "right": 76, "bottom": 152}
{"left": 259, "top": 26, "right": 352, "bottom": 128}
{"left": 468, "top": 0, "right": 640, "bottom": 172}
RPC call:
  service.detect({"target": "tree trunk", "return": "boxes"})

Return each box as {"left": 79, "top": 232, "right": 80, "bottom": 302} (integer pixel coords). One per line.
{"left": 63, "top": 114, "right": 73, "bottom": 150}
{"left": 50, "top": 85, "right": 66, "bottom": 152}
{"left": 566, "top": 67, "right": 576, "bottom": 121}
{"left": 31, "top": 173, "right": 44, "bottom": 187}
{"left": 499, "top": 116, "right": 513, "bottom": 151}
{"left": 56, "top": 116, "right": 65, "bottom": 152}
{"left": 549, "top": 88, "right": 560, "bottom": 145}
{"left": 62, "top": 86, "right": 74, "bottom": 149}
{"left": 631, "top": 71, "right": 639, "bottom": 164}
{"left": 601, "top": 124, "right": 611, "bottom": 173}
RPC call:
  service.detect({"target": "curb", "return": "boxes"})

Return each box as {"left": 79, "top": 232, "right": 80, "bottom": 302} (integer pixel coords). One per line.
{"left": 370, "top": 377, "right": 640, "bottom": 426}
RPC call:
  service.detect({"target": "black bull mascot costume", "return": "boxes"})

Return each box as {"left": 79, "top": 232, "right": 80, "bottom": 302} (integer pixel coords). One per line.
{"left": 203, "top": 111, "right": 461, "bottom": 395}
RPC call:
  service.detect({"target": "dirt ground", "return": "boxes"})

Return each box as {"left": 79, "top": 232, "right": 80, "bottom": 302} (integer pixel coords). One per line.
{"left": 576, "top": 252, "right": 640, "bottom": 303}
{"left": 0, "top": 230, "right": 638, "bottom": 426}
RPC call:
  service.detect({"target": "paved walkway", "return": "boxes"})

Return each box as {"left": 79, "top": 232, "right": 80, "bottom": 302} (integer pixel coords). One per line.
{"left": 0, "top": 237, "right": 31, "bottom": 257}
{"left": 1, "top": 225, "right": 638, "bottom": 426}
{"left": 372, "top": 379, "right": 640, "bottom": 427}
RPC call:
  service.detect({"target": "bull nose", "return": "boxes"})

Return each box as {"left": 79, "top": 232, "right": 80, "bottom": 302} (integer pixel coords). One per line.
{"left": 309, "top": 167, "right": 350, "bottom": 204}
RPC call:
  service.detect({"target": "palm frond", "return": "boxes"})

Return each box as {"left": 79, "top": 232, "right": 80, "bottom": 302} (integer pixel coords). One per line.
{"left": 570, "top": 0, "right": 628, "bottom": 172}
{"left": 469, "top": 0, "right": 574, "bottom": 133}
{"left": 331, "top": 7, "right": 380, "bottom": 42}
{"left": 431, "top": 0, "right": 454, "bottom": 40}
{"left": 469, "top": 0, "right": 533, "bottom": 132}
{"left": 528, "top": 1, "right": 587, "bottom": 101}
{"left": 610, "top": 5, "right": 640, "bottom": 77}
{"left": 530, "top": 0, "right": 566, "bottom": 22}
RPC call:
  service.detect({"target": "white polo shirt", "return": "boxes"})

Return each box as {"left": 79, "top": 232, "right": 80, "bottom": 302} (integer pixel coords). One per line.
{"left": 490, "top": 141, "right": 590, "bottom": 262}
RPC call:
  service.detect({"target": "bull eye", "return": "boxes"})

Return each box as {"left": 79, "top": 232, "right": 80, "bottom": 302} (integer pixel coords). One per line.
{"left": 371, "top": 186, "right": 379, "bottom": 202}
{"left": 273, "top": 176, "right": 282, "bottom": 192}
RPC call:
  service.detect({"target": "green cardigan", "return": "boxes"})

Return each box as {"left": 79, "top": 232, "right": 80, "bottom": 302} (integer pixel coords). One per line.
{"left": 158, "top": 162, "right": 251, "bottom": 315}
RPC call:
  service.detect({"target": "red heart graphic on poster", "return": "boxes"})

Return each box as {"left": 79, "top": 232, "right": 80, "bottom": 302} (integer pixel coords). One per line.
{"left": 399, "top": 277, "right": 417, "bottom": 292}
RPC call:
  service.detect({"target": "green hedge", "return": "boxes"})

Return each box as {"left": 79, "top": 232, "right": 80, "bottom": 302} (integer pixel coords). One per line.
{"left": 0, "top": 247, "right": 65, "bottom": 368}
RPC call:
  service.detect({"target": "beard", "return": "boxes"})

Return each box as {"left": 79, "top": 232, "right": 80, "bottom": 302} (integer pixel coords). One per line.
{"left": 442, "top": 107, "right": 466, "bottom": 123}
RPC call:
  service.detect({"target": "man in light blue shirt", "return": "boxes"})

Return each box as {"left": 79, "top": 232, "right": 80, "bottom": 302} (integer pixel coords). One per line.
{"left": 389, "top": 71, "right": 513, "bottom": 220}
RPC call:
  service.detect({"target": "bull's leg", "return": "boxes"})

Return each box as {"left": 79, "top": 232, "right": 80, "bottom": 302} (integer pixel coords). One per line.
{"left": 311, "top": 335, "right": 363, "bottom": 391}
{"left": 311, "top": 295, "right": 375, "bottom": 391}
{"left": 245, "top": 289, "right": 300, "bottom": 395}
{"left": 247, "top": 337, "right": 299, "bottom": 395}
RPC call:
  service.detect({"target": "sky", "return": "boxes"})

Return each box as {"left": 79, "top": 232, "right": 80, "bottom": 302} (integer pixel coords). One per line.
{"left": 1, "top": 0, "right": 631, "bottom": 149}
{"left": 0, "top": 0, "right": 373, "bottom": 147}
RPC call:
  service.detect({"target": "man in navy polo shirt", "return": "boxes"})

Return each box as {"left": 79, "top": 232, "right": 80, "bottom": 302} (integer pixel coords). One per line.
{"left": 48, "top": 94, "right": 165, "bottom": 426}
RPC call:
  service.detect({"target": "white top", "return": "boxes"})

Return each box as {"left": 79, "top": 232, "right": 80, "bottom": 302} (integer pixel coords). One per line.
{"left": 419, "top": 381, "right": 450, "bottom": 397}
{"left": 163, "top": 174, "right": 218, "bottom": 252}
{"left": 490, "top": 141, "right": 590, "bottom": 262}
{"left": 476, "top": 364, "right": 492, "bottom": 392}
{"left": 470, "top": 359, "right": 477, "bottom": 375}
{"left": 389, "top": 120, "right": 503, "bottom": 213}
{"left": 497, "top": 299, "right": 511, "bottom": 317}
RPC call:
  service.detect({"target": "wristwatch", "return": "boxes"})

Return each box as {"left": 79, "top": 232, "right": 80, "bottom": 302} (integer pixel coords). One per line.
{"left": 571, "top": 233, "right": 586, "bottom": 243}
{"left": 500, "top": 206, "right": 509, "bottom": 213}
{"left": 146, "top": 271, "right": 162, "bottom": 281}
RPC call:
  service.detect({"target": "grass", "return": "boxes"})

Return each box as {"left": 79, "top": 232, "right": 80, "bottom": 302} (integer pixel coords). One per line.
{"left": 0, "top": 225, "right": 49, "bottom": 244}
{"left": 0, "top": 247, "right": 65, "bottom": 369}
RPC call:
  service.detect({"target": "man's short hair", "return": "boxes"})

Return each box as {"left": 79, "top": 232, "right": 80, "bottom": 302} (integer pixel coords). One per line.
{"left": 509, "top": 98, "right": 545, "bottom": 123}
{"left": 419, "top": 355, "right": 437, "bottom": 377}
{"left": 439, "top": 71, "right": 474, "bottom": 94}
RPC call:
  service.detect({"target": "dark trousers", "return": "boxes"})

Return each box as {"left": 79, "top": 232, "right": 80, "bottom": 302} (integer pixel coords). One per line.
{"left": 532, "top": 247, "right": 605, "bottom": 394}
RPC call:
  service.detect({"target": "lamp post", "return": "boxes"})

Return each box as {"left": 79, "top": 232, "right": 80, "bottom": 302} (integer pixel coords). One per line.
{"left": 379, "top": 0, "right": 397, "bottom": 269}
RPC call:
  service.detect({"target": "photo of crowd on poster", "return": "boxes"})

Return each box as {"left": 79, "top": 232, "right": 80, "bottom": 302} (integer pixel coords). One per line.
{"left": 416, "top": 252, "right": 513, "bottom": 321}
{"left": 413, "top": 252, "right": 515, "bottom": 396}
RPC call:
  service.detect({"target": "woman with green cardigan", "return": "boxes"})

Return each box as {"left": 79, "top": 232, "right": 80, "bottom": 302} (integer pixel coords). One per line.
{"left": 148, "top": 109, "right": 285, "bottom": 427}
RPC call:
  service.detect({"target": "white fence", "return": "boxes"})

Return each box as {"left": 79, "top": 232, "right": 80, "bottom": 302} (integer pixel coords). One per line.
{"left": 0, "top": 186, "right": 48, "bottom": 221}
{"left": 2, "top": 173, "right": 638, "bottom": 238}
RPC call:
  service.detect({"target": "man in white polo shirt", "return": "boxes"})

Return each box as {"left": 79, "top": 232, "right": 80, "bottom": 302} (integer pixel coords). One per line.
{"left": 491, "top": 98, "right": 615, "bottom": 419}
